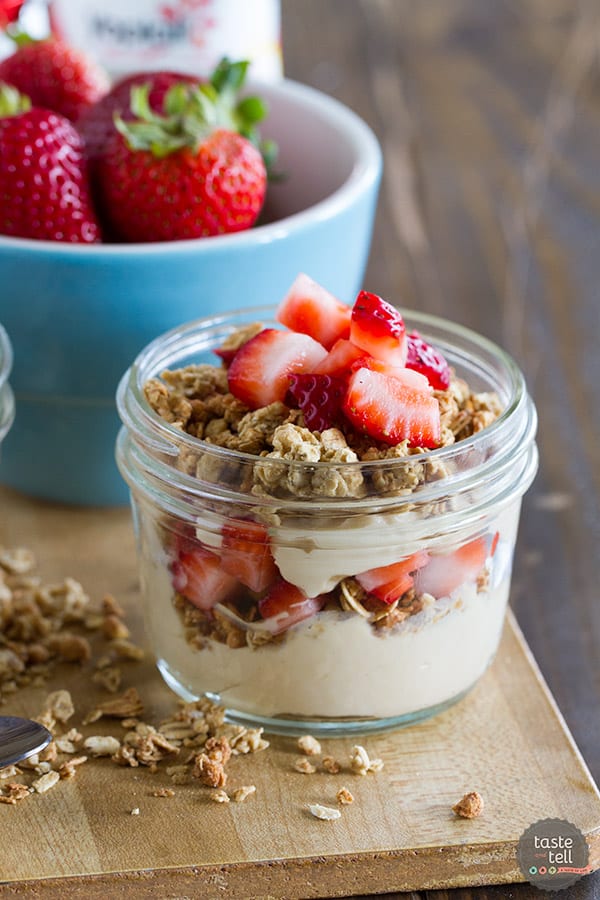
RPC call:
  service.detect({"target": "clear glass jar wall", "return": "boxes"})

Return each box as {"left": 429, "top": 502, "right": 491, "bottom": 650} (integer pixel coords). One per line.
{"left": 117, "top": 307, "right": 538, "bottom": 735}
{"left": 0, "top": 324, "right": 15, "bottom": 449}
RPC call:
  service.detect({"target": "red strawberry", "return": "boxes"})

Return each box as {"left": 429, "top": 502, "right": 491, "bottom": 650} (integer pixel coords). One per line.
{"left": 213, "top": 345, "right": 237, "bottom": 366}
{"left": 228, "top": 328, "right": 327, "bottom": 409}
{"left": 76, "top": 70, "right": 201, "bottom": 168}
{"left": 276, "top": 273, "right": 352, "bottom": 350}
{"left": 356, "top": 550, "right": 430, "bottom": 604}
{"left": 0, "top": 38, "right": 108, "bottom": 122}
{"left": 220, "top": 518, "right": 278, "bottom": 593}
{"left": 343, "top": 367, "right": 441, "bottom": 448}
{"left": 171, "top": 545, "right": 239, "bottom": 611}
{"left": 350, "top": 290, "right": 408, "bottom": 367}
{"left": 490, "top": 530, "right": 500, "bottom": 557}
{"left": 0, "top": 0, "right": 24, "bottom": 27}
{"left": 313, "top": 338, "right": 365, "bottom": 378}
{"left": 287, "top": 373, "right": 346, "bottom": 432}
{"left": 0, "top": 85, "right": 101, "bottom": 243}
{"left": 258, "top": 579, "right": 324, "bottom": 633}
{"left": 414, "top": 536, "right": 490, "bottom": 598}
{"left": 350, "top": 356, "right": 432, "bottom": 392}
{"left": 406, "top": 331, "right": 451, "bottom": 390}
{"left": 98, "top": 90, "right": 267, "bottom": 242}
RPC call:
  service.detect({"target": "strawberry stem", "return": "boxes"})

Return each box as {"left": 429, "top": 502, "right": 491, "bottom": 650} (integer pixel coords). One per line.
{"left": 0, "top": 81, "right": 31, "bottom": 117}
{"left": 114, "top": 83, "right": 215, "bottom": 156}
{"left": 2, "top": 25, "right": 36, "bottom": 48}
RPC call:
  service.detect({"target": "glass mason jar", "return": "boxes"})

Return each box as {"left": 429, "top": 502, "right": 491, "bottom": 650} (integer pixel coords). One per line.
{"left": 0, "top": 323, "right": 15, "bottom": 452}
{"left": 116, "top": 307, "right": 538, "bottom": 736}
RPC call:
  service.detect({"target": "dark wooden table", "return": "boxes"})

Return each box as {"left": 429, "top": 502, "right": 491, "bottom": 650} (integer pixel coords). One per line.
{"left": 281, "top": 1, "right": 600, "bottom": 898}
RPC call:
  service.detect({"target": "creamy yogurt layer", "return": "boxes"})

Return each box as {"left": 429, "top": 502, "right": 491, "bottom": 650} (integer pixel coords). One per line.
{"left": 270, "top": 506, "right": 517, "bottom": 596}
{"left": 138, "top": 502, "right": 518, "bottom": 720}
{"left": 192, "top": 504, "right": 519, "bottom": 598}
{"left": 142, "top": 550, "right": 509, "bottom": 718}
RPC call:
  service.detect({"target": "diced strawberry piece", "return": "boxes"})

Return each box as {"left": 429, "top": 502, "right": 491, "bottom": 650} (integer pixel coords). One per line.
{"left": 414, "top": 536, "right": 490, "bottom": 598}
{"left": 227, "top": 328, "right": 327, "bottom": 409}
{"left": 213, "top": 345, "right": 237, "bottom": 365}
{"left": 343, "top": 367, "right": 441, "bottom": 448}
{"left": 357, "top": 550, "right": 430, "bottom": 604}
{"left": 350, "top": 356, "right": 432, "bottom": 392}
{"left": 287, "top": 373, "right": 346, "bottom": 431}
{"left": 313, "top": 339, "right": 366, "bottom": 378}
{"left": 406, "top": 331, "right": 451, "bottom": 390}
{"left": 171, "top": 547, "right": 238, "bottom": 611}
{"left": 258, "top": 579, "right": 324, "bottom": 633}
{"left": 276, "top": 273, "right": 352, "bottom": 350}
{"left": 220, "top": 518, "right": 278, "bottom": 593}
{"left": 350, "top": 291, "right": 408, "bottom": 366}
{"left": 490, "top": 531, "right": 500, "bottom": 557}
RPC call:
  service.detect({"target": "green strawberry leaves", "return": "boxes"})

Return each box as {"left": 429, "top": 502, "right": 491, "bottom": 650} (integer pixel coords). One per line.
{"left": 115, "top": 56, "right": 279, "bottom": 174}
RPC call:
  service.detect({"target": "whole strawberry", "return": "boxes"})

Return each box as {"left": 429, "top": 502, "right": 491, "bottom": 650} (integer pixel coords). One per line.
{"left": 0, "top": 37, "right": 109, "bottom": 121}
{"left": 0, "top": 83, "right": 101, "bottom": 243}
{"left": 97, "top": 78, "right": 268, "bottom": 242}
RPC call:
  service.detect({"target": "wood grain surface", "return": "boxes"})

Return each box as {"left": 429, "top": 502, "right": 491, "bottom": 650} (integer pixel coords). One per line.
{"left": 0, "top": 486, "right": 598, "bottom": 898}
{"left": 280, "top": 0, "right": 600, "bottom": 896}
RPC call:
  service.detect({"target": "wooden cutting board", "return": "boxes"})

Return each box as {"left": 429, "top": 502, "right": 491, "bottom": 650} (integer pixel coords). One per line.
{"left": 0, "top": 485, "right": 599, "bottom": 899}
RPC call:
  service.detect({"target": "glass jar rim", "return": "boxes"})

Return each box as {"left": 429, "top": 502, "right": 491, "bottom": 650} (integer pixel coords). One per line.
{"left": 116, "top": 305, "right": 538, "bottom": 514}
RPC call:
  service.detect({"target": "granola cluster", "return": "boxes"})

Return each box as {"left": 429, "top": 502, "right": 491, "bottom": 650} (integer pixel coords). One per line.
{"left": 143, "top": 324, "right": 502, "bottom": 502}
{"left": 453, "top": 790, "right": 484, "bottom": 819}
{"left": 0, "top": 542, "right": 271, "bottom": 807}
{"left": 0, "top": 683, "right": 269, "bottom": 805}
{"left": 0, "top": 547, "right": 143, "bottom": 705}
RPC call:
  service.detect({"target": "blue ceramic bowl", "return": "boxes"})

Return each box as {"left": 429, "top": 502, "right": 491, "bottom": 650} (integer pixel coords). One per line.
{"left": 0, "top": 78, "right": 381, "bottom": 505}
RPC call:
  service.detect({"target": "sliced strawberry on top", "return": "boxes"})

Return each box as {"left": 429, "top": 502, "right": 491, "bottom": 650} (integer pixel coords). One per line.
{"left": 313, "top": 338, "right": 366, "bottom": 378}
{"left": 406, "top": 331, "right": 451, "bottom": 390}
{"left": 276, "top": 273, "right": 352, "bottom": 350}
{"left": 227, "top": 328, "right": 327, "bottom": 409}
{"left": 258, "top": 579, "right": 324, "bottom": 634}
{"left": 220, "top": 518, "right": 278, "bottom": 593}
{"left": 287, "top": 373, "right": 346, "bottom": 432}
{"left": 414, "top": 536, "right": 490, "bottom": 599}
{"left": 350, "top": 356, "right": 432, "bottom": 392}
{"left": 343, "top": 367, "right": 441, "bottom": 448}
{"left": 356, "top": 550, "right": 430, "bottom": 604}
{"left": 350, "top": 291, "right": 408, "bottom": 366}
{"left": 171, "top": 546, "right": 239, "bottom": 611}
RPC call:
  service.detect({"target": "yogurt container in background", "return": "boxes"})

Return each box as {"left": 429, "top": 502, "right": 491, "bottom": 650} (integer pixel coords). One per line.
{"left": 48, "top": 0, "right": 283, "bottom": 81}
{"left": 116, "top": 304, "right": 538, "bottom": 736}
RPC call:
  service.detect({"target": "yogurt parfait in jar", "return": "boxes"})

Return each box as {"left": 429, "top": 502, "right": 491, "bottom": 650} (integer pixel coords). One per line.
{"left": 116, "top": 274, "right": 537, "bottom": 735}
